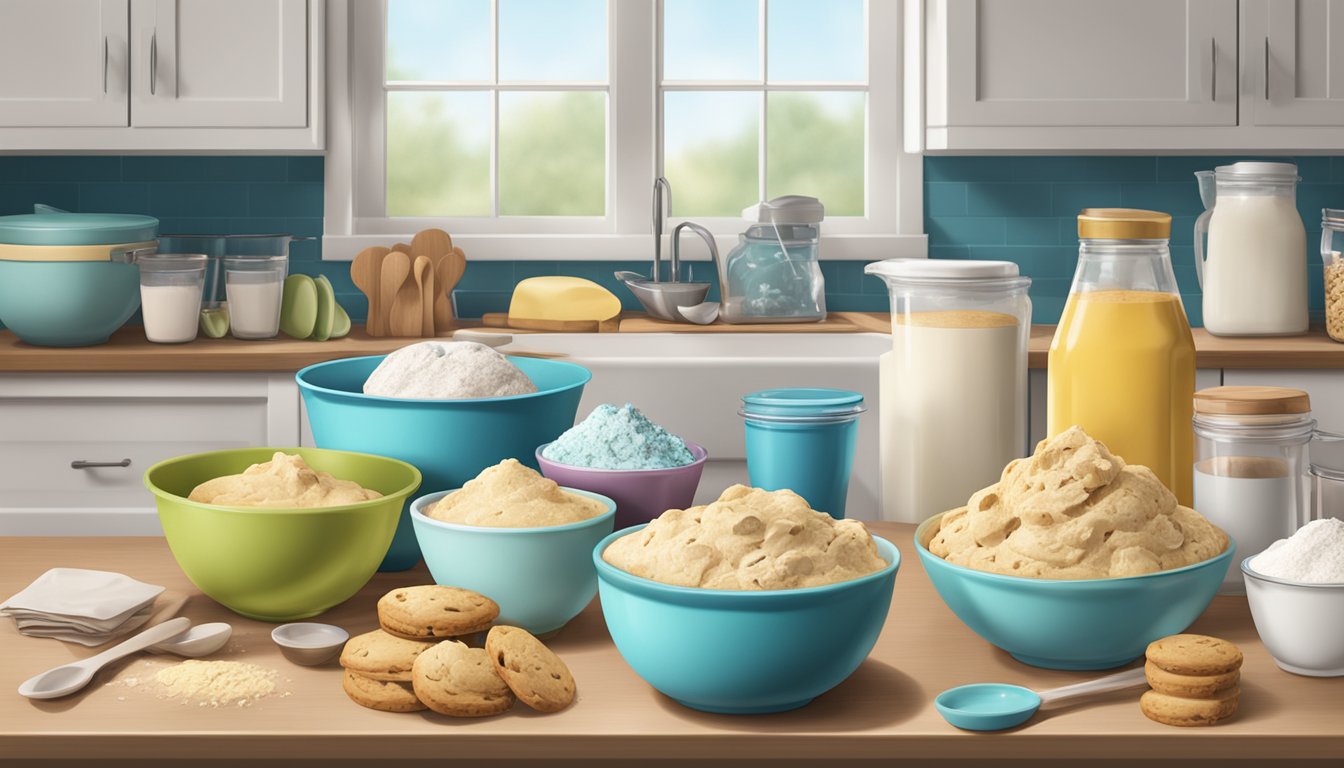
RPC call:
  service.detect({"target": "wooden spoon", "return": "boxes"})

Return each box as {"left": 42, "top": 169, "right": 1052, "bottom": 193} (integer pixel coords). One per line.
{"left": 380, "top": 251, "right": 411, "bottom": 337}
{"left": 351, "top": 246, "right": 389, "bottom": 335}
{"left": 411, "top": 228, "right": 453, "bottom": 260}
{"left": 436, "top": 246, "right": 467, "bottom": 322}
{"left": 413, "top": 255, "right": 435, "bottom": 336}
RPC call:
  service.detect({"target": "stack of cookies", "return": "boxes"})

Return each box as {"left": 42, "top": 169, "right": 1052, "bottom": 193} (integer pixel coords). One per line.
{"left": 1140, "top": 634, "right": 1243, "bottom": 727}
{"left": 339, "top": 585, "right": 576, "bottom": 717}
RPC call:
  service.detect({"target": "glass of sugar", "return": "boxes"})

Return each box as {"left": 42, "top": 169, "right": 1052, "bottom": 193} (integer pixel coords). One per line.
{"left": 223, "top": 255, "right": 287, "bottom": 340}
{"left": 137, "top": 253, "right": 208, "bottom": 344}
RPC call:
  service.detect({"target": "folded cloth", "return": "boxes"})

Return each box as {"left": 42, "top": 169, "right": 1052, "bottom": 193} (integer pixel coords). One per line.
{"left": 2, "top": 568, "right": 164, "bottom": 646}
{"left": 1, "top": 568, "right": 163, "bottom": 620}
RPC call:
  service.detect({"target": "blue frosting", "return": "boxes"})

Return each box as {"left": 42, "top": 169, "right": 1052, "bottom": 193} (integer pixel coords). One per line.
{"left": 543, "top": 403, "right": 694, "bottom": 470}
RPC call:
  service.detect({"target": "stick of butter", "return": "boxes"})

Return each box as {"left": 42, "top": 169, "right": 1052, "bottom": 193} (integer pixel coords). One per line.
{"left": 509, "top": 276, "right": 622, "bottom": 322}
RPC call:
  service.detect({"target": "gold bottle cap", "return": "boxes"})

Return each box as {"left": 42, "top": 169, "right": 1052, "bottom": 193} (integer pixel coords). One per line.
{"left": 1077, "top": 208, "right": 1171, "bottom": 240}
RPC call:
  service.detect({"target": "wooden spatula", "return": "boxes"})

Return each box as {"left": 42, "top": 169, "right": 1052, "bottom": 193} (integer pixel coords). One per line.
{"left": 411, "top": 228, "right": 453, "bottom": 260}
{"left": 380, "top": 251, "right": 412, "bottom": 337}
{"left": 413, "top": 255, "right": 435, "bottom": 336}
{"left": 351, "top": 246, "right": 389, "bottom": 335}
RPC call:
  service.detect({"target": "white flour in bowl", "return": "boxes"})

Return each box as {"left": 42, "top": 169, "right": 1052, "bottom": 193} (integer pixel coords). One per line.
{"left": 363, "top": 341, "right": 538, "bottom": 399}
{"left": 1251, "top": 517, "right": 1344, "bottom": 583}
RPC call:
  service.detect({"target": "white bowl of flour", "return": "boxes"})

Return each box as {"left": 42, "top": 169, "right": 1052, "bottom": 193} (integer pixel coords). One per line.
{"left": 1242, "top": 518, "right": 1344, "bottom": 677}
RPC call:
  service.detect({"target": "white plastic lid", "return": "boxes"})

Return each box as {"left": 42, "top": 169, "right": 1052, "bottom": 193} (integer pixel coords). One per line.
{"left": 742, "top": 195, "right": 825, "bottom": 224}
{"left": 864, "top": 259, "right": 1020, "bottom": 280}
{"left": 1215, "top": 161, "right": 1299, "bottom": 181}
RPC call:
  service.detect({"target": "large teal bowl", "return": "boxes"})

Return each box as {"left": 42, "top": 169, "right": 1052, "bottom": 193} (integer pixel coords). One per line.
{"left": 595, "top": 526, "right": 900, "bottom": 714}
{"left": 296, "top": 354, "right": 591, "bottom": 571}
{"left": 410, "top": 488, "right": 615, "bottom": 635}
{"left": 915, "top": 513, "right": 1234, "bottom": 670}
{"left": 0, "top": 260, "right": 139, "bottom": 346}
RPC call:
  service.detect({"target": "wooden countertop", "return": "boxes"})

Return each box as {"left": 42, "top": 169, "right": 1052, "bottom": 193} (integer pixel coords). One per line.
{"left": 2, "top": 317, "right": 1343, "bottom": 372}
{"left": 1, "top": 528, "right": 1339, "bottom": 765}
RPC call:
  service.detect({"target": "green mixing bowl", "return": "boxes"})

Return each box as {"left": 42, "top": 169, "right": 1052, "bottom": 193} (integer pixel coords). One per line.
{"left": 144, "top": 447, "right": 421, "bottom": 622}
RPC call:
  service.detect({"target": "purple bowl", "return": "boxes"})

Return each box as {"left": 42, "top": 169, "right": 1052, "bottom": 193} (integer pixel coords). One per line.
{"left": 535, "top": 441, "right": 708, "bottom": 530}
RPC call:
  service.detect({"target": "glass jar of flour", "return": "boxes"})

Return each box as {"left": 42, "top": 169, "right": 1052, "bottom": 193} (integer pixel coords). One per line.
{"left": 1193, "top": 386, "right": 1314, "bottom": 594}
{"left": 864, "top": 259, "right": 1031, "bottom": 523}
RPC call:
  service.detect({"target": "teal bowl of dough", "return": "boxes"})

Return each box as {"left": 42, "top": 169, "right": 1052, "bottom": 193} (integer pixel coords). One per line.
{"left": 409, "top": 487, "right": 616, "bottom": 635}
{"left": 296, "top": 354, "right": 591, "bottom": 572}
{"left": 594, "top": 526, "right": 900, "bottom": 714}
{"left": 915, "top": 512, "right": 1234, "bottom": 670}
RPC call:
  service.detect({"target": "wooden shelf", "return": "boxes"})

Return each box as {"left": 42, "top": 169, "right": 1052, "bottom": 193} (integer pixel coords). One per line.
{"left": 0, "top": 527, "right": 1339, "bottom": 764}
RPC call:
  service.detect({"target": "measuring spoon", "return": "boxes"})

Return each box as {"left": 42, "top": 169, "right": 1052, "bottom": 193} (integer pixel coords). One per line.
{"left": 146, "top": 622, "right": 232, "bottom": 658}
{"left": 935, "top": 667, "right": 1148, "bottom": 731}
{"left": 18, "top": 617, "right": 192, "bottom": 700}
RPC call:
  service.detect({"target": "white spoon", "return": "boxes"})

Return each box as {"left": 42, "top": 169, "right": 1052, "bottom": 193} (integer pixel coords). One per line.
{"left": 677, "top": 301, "right": 720, "bottom": 325}
{"left": 18, "top": 617, "right": 191, "bottom": 700}
{"left": 146, "top": 622, "right": 232, "bottom": 658}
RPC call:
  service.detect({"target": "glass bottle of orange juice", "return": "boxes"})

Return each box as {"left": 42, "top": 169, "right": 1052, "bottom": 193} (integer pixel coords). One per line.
{"left": 1048, "top": 209, "right": 1196, "bottom": 505}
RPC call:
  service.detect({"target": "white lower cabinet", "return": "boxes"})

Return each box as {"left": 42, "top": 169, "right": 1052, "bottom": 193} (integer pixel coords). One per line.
{"left": 0, "top": 373, "right": 300, "bottom": 535}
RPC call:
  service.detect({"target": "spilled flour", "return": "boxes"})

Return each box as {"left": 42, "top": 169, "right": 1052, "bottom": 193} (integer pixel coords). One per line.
{"left": 151, "top": 660, "right": 283, "bottom": 707}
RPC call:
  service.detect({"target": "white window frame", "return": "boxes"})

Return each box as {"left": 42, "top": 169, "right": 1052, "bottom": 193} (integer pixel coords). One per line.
{"left": 322, "top": 0, "right": 925, "bottom": 262}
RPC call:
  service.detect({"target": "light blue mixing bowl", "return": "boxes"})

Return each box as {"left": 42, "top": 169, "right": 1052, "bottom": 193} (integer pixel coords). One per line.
{"left": 595, "top": 526, "right": 900, "bottom": 714}
{"left": 915, "top": 513, "right": 1234, "bottom": 670}
{"left": 296, "top": 354, "right": 591, "bottom": 571}
{"left": 410, "top": 488, "right": 616, "bottom": 635}
{"left": 0, "top": 260, "right": 140, "bottom": 346}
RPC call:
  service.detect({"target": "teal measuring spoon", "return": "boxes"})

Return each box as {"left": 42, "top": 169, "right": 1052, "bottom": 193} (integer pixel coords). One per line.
{"left": 935, "top": 667, "right": 1148, "bottom": 731}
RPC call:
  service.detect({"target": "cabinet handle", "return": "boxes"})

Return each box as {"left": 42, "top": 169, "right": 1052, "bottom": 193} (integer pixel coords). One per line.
{"left": 71, "top": 459, "right": 132, "bottom": 469}
{"left": 1210, "top": 38, "right": 1216, "bottom": 101}
{"left": 149, "top": 30, "right": 157, "bottom": 96}
{"left": 1264, "top": 36, "right": 1270, "bottom": 101}
{"left": 102, "top": 36, "right": 108, "bottom": 94}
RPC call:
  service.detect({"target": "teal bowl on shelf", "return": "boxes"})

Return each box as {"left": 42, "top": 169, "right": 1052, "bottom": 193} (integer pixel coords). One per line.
{"left": 0, "top": 260, "right": 140, "bottom": 346}
{"left": 594, "top": 525, "right": 900, "bottom": 714}
{"left": 914, "top": 513, "right": 1234, "bottom": 670}
{"left": 410, "top": 488, "right": 616, "bottom": 635}
{"left": 296, "top": 354, "right": 591, "bottom": 572}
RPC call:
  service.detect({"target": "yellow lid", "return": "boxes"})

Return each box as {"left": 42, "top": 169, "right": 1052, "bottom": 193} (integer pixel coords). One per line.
{"left": 1077, "top": 208, "right": 1171, "bottom": 240}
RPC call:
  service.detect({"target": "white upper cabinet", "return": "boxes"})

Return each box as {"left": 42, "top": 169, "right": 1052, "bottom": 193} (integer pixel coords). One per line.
{"left": 937, "top": 0, "right": 1236, "bottom": 128}
{"left": 0, "top": 0, "right": 129, "bottom": 127}
{"left": 916, "top": 0, "right": 1344, "bottom": 151}
{"left": 130, "top": 0, "right": 308, "bottom": 128}
{"left": 0, "top": 0, "right": 320, "bottom": 150}
{"left": 1242, "top": 0, "right": 1344, "bottom": 126}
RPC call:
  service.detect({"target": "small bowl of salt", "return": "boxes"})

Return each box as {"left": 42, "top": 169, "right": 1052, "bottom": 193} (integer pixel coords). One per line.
{"left": 1242, "top": 518, "right": 1344, "bottom": 677}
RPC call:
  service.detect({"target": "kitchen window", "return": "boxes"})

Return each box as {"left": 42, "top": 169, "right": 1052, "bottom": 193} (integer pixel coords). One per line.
{"left": 325, "top": 0, "right": 924, "bottom": 260}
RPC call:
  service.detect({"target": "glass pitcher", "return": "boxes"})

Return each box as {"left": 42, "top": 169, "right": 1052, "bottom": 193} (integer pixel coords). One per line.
{"left": 1048, "top": 208, "right": 1196, "bottom": 505}
{"left": 1193, "top": 162, "right": 1307, "bottom": 336}
{"left": 719, "top": 195, "right": 826, "bottom": 324}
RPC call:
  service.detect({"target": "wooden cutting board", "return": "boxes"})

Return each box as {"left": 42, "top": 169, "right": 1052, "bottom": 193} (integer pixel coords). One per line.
{"left": 481, "top": 313, "right": 622, "bottom": 333}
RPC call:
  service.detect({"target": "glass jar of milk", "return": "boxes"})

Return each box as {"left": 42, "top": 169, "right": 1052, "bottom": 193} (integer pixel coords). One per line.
{"left": 1193, "top": 162, "right": 1307, "bottom": 336}
{"left": 1193, "top": 386, "right": 1314, "bottom": 594}
{"left": 223, "top": 254, "right": 287, "bottom": 339}
{"left": 863, "top": 260, "right": 1031, "bottom": 523}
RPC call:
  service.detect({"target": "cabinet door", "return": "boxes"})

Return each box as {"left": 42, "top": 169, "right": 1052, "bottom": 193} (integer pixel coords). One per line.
{"left": 1243, "top": 0, "right": 1344, "bottom": 126}
{"left": 0, "top": 0, "right": 128, "bottom": 127}
{"left": 943, "top": 0, "right": 1237, "bottom": 127}
{"left": 130, "top": 0, "right": 307, "bottom": 128}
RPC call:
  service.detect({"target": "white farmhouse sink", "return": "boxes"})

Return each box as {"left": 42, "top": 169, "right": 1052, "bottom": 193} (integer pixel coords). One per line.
{"left": 507, "top": 333, "right": 890, "bottom": 520}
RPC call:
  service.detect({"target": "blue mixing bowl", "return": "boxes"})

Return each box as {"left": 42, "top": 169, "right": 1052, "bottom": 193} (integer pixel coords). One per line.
{"left": 595, "top": 526, "right": 901, "bottom": 714}
{"left": 410, "top": 488, "right": 616, "bottom": 635}
{"left": 296, "top": 354, "right": 591, "bottom": 571}
{"left": 0, "top": 260, "right": 140, "bottom": 346}
{"left": 915, "top": 513, "right": 1234, "bottom": 670}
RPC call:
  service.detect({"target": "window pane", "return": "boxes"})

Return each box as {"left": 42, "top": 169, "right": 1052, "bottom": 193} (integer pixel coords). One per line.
{"left": 766, "top": 92, "right": 865, "bottom": 216}
{"left": 499, "top": 0, "right": 606, "bottom": 82}
{"left": 767, "top": 0, "right": 865, "bottom": 82}
{"left": 663, "top": 0, "right": 759, "bottom": 81}
{"left": 499, "top": 92, "right": 606, "bottom": 216}
{"left": 387, "top": 91, "right": 491, "bottom": 217}
{"left": 386, "top": 0, "right": 491, "bottom": 81}
{"left": 664, "top": 91, "right": 759, "bottom": 217}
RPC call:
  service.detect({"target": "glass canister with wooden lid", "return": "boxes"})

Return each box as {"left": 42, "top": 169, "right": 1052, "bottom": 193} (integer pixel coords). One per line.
{"left": 1193, "top": 386, "right": 1315, "bottom": 593}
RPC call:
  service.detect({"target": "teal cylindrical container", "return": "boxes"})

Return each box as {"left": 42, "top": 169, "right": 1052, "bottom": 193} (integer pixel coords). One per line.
{"left": 740, "top": 388, "right": 865, "bottom": 519}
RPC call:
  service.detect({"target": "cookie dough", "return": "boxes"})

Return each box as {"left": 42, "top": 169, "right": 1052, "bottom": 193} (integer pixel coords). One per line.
{"left": 424, "top": 459, "right": 608, "bottom": 528}
{"left": 601, "top": 485, "right": 888, "bottom": 590}
{"left": 928, "top": 426, "right": 1229, "bottom": 579}
{"left": 188, "top": 452, "right": 382, "bottom": 509}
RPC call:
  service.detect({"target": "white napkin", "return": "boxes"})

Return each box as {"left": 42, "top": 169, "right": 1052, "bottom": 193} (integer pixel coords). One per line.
{"left": 2, "top": 568, "right": 164, "bottom": 646}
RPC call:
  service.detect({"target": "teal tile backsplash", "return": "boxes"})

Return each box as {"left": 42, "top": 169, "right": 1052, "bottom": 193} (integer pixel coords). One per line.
{"left": 4, "top": 154, "right": 1341, "bottom": 327}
